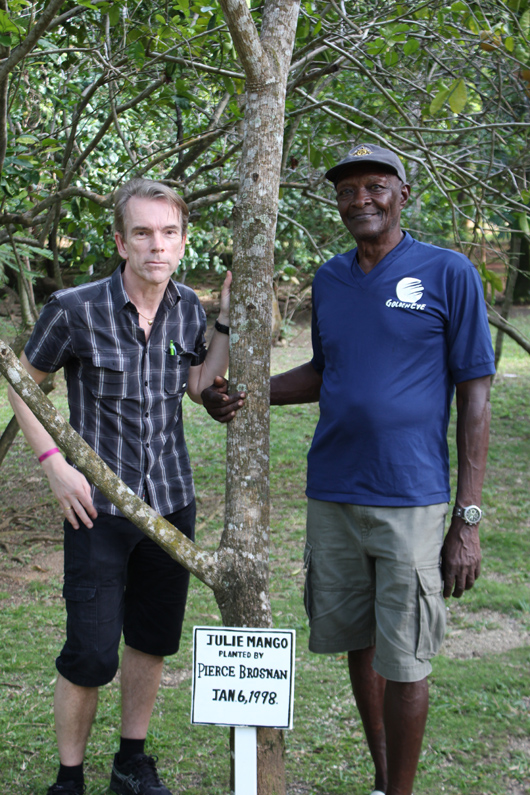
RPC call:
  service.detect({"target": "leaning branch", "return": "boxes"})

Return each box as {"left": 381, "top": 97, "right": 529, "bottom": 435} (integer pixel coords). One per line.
{"left": 487, "top": 310, "right": 530, "bottom": 355}
{"left": 0, "top": 340, "right": 219, "bottom": 588}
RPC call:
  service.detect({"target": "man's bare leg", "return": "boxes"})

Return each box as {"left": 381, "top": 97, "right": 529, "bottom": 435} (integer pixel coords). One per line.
{"left": 54, "top": 673, "right": 98, "bottom": 765}
{"left": 348, "top": 647, "right": 387, "bottom": 793}
{"left": 384, "top": 677, "right": 429, "bottom": 795}
{"left": 120, "top": 645, "right": 164, "bottom": 738}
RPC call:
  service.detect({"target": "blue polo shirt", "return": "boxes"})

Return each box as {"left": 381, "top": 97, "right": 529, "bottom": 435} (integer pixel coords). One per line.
{"left": 307, "top": 232, "right": 495, "bottom": 506}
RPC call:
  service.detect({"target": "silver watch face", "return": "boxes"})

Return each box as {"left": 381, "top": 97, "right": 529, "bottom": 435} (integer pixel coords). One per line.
{"left": 464, "top": 505, "right": 481, "bottom": 524}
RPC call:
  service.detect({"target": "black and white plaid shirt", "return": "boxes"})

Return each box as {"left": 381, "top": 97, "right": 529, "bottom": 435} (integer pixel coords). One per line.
{"left": 25, "top": 265, "right": 207, "bottom": 516}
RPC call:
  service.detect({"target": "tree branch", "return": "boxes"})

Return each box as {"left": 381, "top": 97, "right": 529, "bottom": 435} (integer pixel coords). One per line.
{"left": 218, "top": 0, "right": 269, "bottom": 85}
{"left": 0, "top": 340, "right": 219, "bottom": 588}
{"left": 487, "top": 309, "right": 530, "bottom": 355}
{"left": 64, "top": 77, "right": 167, "bottom": 181}
{"left": 0, "top": 0, "right": 67, "bottom": 85}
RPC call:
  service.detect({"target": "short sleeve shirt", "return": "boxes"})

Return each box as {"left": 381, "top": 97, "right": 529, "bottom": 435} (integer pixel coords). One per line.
{"left": 25, "top": 265, "right": 207, "bottom": 515}
{"left": 307, "top": 232, "right": 496, "bottom": 506}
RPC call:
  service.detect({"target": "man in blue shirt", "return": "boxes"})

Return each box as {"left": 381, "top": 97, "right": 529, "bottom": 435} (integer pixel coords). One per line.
{"left": 203, "top": 144, "right": 495, "bottom": 795}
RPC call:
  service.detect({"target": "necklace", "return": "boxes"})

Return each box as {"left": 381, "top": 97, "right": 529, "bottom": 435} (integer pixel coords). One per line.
{"left": 137, "top": 309, "right": 156, "bottom": 326}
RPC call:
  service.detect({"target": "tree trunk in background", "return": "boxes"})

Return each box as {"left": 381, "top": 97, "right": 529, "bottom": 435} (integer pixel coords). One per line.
{"left": 495, "top": 233, "right": 521, "bottom": 369}
{"left": 513, "top": 234, "right": 530, "bottom": 304}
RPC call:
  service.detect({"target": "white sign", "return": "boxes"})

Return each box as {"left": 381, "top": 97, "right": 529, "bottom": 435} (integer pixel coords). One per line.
{"left": 191, "top": 627, "right": 296, "bottom": 729}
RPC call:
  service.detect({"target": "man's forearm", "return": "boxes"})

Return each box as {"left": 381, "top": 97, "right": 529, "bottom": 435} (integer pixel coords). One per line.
{"left": 454, "top": 375, "right": 491, "bottom": 507}
{"left": 7, "top": 356, "right": 57, "bottom": 460}
{"left": 187, "top": 327, "right": 230, "bottom": 402}
{"left": 270, "top": 361, "right": 322, "bottom": 405}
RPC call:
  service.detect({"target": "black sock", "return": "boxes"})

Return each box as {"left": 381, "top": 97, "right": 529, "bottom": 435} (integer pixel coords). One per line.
{"left": 57, "top": 762, "right": 84, "bottom": 785}
{"left": 118, "top": 737, "right": 146, "bottom": 764}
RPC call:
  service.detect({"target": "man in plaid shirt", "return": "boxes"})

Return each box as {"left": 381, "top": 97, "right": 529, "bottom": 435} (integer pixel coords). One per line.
{"left": 9, "top": 179, "right": 232, "bottom": 795}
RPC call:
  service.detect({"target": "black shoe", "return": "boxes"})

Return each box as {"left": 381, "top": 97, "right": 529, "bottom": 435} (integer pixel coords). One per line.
{"left": 47, "top": 783, "right": 85, "bottom": 794}
{"left": 109, "top": 753, "right": 173, "bottom": 795}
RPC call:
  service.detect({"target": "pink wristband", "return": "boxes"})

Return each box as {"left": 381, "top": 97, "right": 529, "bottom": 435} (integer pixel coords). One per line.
{"left": 38, "top": 447, "right": 60, "bottom": 463}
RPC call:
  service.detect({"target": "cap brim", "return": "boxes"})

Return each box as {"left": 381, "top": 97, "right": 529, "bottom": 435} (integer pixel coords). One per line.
{"left": 325, "top": 158, "right": 404, "bottom": 184}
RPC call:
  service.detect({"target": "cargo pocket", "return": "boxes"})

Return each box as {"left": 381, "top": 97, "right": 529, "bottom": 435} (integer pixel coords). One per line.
{"left": 416, "top": 565, "right": 446, "bottom": 660}
{"left": 303, "top": 542, "right": 313, "bottom": 623}
{"left": 63, "top": 584, "right": 98, "bottom": 651}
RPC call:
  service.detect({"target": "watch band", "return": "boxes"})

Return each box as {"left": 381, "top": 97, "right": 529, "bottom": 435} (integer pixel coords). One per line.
{"left": 215, "top": 320, "right": 230, "bottom": 335}
{"left": 452, "top": 505, "right": 482, "bottom": 525}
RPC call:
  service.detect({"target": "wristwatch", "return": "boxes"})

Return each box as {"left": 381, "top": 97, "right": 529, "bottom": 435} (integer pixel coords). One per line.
{"left": 452, "top": 505, "right": 482, "bottom": 525}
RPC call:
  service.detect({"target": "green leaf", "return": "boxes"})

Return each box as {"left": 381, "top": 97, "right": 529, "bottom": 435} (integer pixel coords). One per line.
{"left": 404, "top": 38, "right": 420, "bottom": 55}
{"left": 322, "top": 151, "right": 336, "bottom": 170}
{"left": 429, "top": 86, "right": 450, "bottom": 115}
{"left": 521, "top": 10, "right": 530, "bottom": 36}
{"left": 222, "top": 75, "right": 235, "bottom": 94}
{"left": 517, "top": 212, "right": 529, "bottom": 234}
{"left": 505, "top": 36, "right": 515, "bottom": 52}
{"left": 385, "top": 50, "right": 399, "bottom": 67}
{"left": 16, "top": 135, "right": 37, "bottom": 144}
{"left": 0, "top": 10, "right": 20, "bottom": 33}
{"left": 309, "top": 145, "right": 322, "bottom": 168}
{"left": 448, "top": 78, "right": 467, "bottom": 113}
{"left": 108, "top": 4, "right": 121, "bottom": 25}
{"left": 174, "top": 0, "right": 189, "bottom": 15}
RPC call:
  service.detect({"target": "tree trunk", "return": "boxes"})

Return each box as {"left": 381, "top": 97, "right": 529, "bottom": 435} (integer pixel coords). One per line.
{"left": 494, "top": 232, "right": 520, "bottom": 369}
{"left": 214, "top": 1, "right": 300, "bottom": 792}
{"left": 513, "top": 233, "right": 530, "bottom": 303}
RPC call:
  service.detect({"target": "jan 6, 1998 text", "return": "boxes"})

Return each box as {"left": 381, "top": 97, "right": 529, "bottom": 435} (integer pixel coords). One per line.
{"left": 211, "top": 689, "right": 278, "bottom": 705}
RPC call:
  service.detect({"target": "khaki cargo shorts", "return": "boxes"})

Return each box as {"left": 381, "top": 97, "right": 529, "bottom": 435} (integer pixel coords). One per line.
{"left": 304, "top": 499, "right": 448, "bottom": 682}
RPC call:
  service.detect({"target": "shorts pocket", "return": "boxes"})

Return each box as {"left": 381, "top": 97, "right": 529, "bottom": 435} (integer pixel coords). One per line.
{"left": 416, "top": 565, "right": 446, "bottom": 660}
{"left": 303, "top": 542, "right": 313, "bottom": 622}
{"left": 63, "top": 583, "right": 98, "bottom": 651}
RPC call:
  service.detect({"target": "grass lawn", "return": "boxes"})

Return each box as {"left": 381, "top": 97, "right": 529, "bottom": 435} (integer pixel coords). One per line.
{"left": 0, "top": 309, "right": 529, "bottom": 795}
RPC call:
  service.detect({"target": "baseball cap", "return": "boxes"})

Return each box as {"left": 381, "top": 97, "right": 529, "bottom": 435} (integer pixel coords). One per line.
{"left": 325, "top": 143, "right": 407, "bottom": 184}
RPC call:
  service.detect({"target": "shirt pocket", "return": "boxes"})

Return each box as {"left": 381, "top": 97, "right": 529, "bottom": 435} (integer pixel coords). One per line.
{"left": 164, "top": 347, "right": 194, "bottom": 396}
{"left": 81, "top": 351, "right": 132, "bottom": 399}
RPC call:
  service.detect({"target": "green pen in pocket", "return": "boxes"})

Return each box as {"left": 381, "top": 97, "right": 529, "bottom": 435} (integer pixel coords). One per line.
{"left": 169, "top": 340, "right": 176, "bottom": 356}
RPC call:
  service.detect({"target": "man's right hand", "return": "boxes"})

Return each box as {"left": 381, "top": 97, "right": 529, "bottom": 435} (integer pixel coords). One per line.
{"left": 41, "top": 455, "right": 98, "bottom": 529}
{"left": 201, "top": 376, "right": 246, "bottom": 423}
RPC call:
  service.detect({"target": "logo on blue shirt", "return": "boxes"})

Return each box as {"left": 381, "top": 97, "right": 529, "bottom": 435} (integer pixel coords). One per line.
{"left": 386, "top": 277, "right": 426, "bottom": 311}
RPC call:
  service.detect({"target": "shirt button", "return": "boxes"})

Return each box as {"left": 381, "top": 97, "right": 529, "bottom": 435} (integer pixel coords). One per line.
{"left": 145, "top": 412, "right": 149, "bottom": 418}
{"left": 146, "top": 443, "right": 150, "bottom": 448}
{"left": 144, "top": 380, "right": 148, "bottom": 386}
